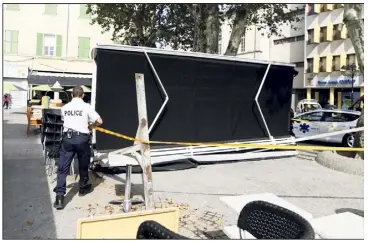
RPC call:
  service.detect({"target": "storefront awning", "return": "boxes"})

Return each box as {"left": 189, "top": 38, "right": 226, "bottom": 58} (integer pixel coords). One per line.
{"left": 28, "top": 71, "right": 92, "bottom": 86}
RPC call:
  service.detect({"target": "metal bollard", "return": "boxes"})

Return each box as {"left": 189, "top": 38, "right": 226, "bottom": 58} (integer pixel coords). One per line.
{"left": 123, "top": 165, "right": 132, "bottom": 213}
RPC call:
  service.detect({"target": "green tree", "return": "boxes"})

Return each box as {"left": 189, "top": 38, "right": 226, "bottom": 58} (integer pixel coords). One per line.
{"left": 223, "top": 4, "right": 303, "bottom": 56}
{"left": 87, "top": 4, "right": 302, "bottom": 55}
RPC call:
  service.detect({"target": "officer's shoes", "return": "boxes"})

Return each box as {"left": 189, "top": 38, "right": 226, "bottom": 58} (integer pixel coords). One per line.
{"left": 54, "top": 195, "right": 65, "bottom": 210}
{"left": 79, "top": 184, "right": 92, "bottom": 197}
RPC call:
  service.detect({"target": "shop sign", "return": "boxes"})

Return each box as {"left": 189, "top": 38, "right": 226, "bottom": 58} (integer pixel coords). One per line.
{"left": 4, "top": 64, "right": 29, "bottom": 79}
{"left": 317, "top": 79, "right": 355, "bottom": 85}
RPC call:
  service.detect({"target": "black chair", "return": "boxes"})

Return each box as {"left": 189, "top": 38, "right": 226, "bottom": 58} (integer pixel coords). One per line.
{"left": 237, "top": 201, "right": 315, "bottom": 239}
{"left": 136, "top": 220, "right": 189, "bottom": 239}
{"left": 41, "top": 109, "right": 63, "bottom": 178}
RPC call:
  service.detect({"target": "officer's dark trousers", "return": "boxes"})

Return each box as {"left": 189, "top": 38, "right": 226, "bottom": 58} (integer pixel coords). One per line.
{"left": 54, "top": 133, "right": 91, "bottom": 195}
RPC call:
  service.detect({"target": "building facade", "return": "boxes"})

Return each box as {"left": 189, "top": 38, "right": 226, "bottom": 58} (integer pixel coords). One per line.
{"left": 219, "top": 4, "right": 306, "bottom": 109}
{"left": 3, "top": 4, "right": 114, "bottom": 107}
{"left": 305, "top": 3, "right": 364, "bottom": 109}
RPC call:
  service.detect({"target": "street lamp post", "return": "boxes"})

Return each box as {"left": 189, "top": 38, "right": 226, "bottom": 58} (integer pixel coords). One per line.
{"left": 341, "top": 63, "right": 359, "bottom": 106}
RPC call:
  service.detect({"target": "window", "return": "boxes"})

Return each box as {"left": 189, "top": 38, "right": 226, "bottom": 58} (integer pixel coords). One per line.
{"left": 332, "top": 55, "right": 340, "bottom": 71}
{"left": 320, "top": 27, "right": 327, "bottom": 42}
{"left": 43, "top": 34, "right": 56, "bottom": 56}
{"left": 306, "top": 58, "right": 313, "bottom": 73}
{"left": 36, "top": 33, "right": 62, "bottom": 57}
{"left": 79, "top": 4, "right": 89, "bottom": 18}
{"left": 319, "top": 57, "right": 327, "bottom": 72}
{"left": 296, "top": 35, "right": 305, "bottom": 42}
{"left": 294, "top": 62, "right": 304, "bottom": 68}
{"left": 307, "top": 4, "right": 315, "bottom": 15}
{"left": 4, "top": 30, "right": 19, "bottom": 54}
{"left": 273, "top": 35, "right": 304, "bottom": 45}
{"left": 307, "top": 29, "right": 314, "bottom": 44}
{"left": 78, "top": 37, "right": 90, "bottom": 59}
{"left": 44, "top": 4, "right": 57, "bottom": 15}
{"left": 346, "top": 54, "right": 356, "bottom": 66}
{"left": 320, "top": 4, "right": 327, "bottom": 12}
{"left": 323, "top": 112, "right": 360, "bottom": 122}
{"left": 333, "top": 24, "right": 343, "bottom": 40}
{"left": 299, "top": 111, "right": 323, "bottom": 121}
{"left": 240, "top": 33, "right": 246, "bottom": 53}
{"left": 6, "top": 4, "right": 20, "bottom": 11}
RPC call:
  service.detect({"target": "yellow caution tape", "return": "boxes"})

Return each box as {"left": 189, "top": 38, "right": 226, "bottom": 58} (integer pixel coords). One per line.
{"left": 94, "top": 127, "right": 364, "bottom": 152}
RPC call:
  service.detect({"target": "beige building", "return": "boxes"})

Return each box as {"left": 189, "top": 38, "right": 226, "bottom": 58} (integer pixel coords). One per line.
{"left": 305, "top": 3, "right": 364, "bottom": 109}
{"left": 219, "top": 4, "right": 306, "bottom": 109}
{"left": 3, "top": 4, "right": 114, "bottom": 107}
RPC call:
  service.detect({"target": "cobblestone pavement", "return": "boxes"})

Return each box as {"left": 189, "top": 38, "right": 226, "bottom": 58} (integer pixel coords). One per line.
{"left": 3, "top": 109, "right": 364, "bottom": 239}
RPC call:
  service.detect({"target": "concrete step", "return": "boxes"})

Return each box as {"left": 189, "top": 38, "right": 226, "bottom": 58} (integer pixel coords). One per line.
{"left": 297, "top": 150, "right": 319, "bottom": 161}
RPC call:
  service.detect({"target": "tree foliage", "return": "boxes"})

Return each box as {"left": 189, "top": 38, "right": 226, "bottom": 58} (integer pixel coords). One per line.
{"left": 87, "top": 4, "right": 303, "bottom": 55}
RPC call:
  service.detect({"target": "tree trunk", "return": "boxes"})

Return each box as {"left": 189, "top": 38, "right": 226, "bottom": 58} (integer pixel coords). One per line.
{"left": 191, "top": 4, "right": 207, "bottom": 52}
{"left": 205, "top": 4, "right": 219, "bottom": 54}
{"left": 344, "top": 4, "right": 364, "bottom": 74}
{"left": 344, "top": 4, "right": 364, "bottom": 157}
{"left": 353, "top": 107, "right": 364, "bottom": 159}
{"left": 224, "top": 8, "right": 247, "bottom": 56}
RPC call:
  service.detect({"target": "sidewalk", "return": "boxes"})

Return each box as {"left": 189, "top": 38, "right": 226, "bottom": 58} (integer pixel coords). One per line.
{"left": 3, "top": 108, "right": 364, "bottom": 239}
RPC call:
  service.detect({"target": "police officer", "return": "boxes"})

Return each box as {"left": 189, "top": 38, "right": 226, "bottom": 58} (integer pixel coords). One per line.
{"left": 54, "top": 86, "right": 103, "bottom": 210}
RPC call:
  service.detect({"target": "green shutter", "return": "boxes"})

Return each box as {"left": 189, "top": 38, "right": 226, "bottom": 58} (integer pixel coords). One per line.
{"left": 79, "top": 4, "right": 88, "bottom": 18}
{"left": 78, "top": 37, "right": 83, "bottom": 58}
{"left": 78, "top": 37, "right": 90, "bottom": 58}
{"left": 84, "top": 38, "right": 90, "bottom": 58}
{"left": 6, "top": 4, "right": 20, "bottom": 11}
{"left": 45, "top": 4, "right": 57, "bottom": 15}
{"left": 36, "top": 33, "right": 44, "bottom": 56}
{"left": 56, "top": 35, "right": 62, "bottom": 57}
{"left": 11, "top": 31, "right": 18, "bottom": 54}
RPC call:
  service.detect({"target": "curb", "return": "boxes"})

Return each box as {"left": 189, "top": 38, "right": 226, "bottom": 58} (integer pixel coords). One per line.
{"left": 315, "top": 151, "right": 364, "bottom": 176}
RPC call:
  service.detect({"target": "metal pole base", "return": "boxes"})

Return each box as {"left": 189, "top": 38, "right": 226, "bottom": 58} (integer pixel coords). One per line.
{"left": 123, "top": 199, "right": 132, "bottom": 213}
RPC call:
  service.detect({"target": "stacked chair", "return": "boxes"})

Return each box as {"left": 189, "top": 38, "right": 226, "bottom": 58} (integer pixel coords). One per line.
{"left": 136, "top": 201, "right": 315, "bottom": 239}
{"left": 41, "top": 108, "right": 63, "bottom": 179}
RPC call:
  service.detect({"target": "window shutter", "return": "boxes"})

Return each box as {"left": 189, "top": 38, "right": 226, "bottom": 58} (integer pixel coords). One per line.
{"left": 78, "top": 37, "right": 84, "bottom": 58}
{"left": 85, "top": 38, "right": 90, "bottom": 58}
{"left": 56, "top": 35, "right": 62, "bottom": 57}
{"left": 45, "top": 4, "right": 57, "bottom": 15}
{"left": 36, "top": 33, "right": 44, "bottom": 56}
{"left": 80, "top": 4, "right": 88, "bottom": 18}
{"left": 11, "top": 31, "right": 19, "bottom": 53}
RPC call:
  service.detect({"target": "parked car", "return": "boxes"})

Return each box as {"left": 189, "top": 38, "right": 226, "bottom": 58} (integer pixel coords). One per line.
{"left": 296, "top": 99, "right": 322, "bottom": 114}
{"left": 292, "top": 109, "right": 361, "bottom": 147}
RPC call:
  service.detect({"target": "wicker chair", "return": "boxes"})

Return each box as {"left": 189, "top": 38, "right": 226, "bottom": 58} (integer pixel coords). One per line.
{"left": 136, "top": 220, "right": 189, "bottom": 239}
{"left": 237, "top": 201, "right": 315, "bottom": 239}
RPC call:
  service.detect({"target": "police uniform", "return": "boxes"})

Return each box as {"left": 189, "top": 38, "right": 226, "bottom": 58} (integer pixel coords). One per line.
{"left": 54, "top": 98, "right": 101, "bottom": 197}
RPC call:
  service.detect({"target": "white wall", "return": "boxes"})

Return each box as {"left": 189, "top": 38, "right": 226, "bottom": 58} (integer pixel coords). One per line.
{"left": 3, "top": 4, "right": 114, "bottom": 74}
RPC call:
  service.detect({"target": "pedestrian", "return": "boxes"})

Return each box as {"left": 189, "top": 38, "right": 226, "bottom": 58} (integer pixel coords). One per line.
{"left": 53, "top": 86, "right": 103, "bottom": 210}
{"left": 3, "top": 94, "right": 9, "bottom": 109}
